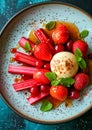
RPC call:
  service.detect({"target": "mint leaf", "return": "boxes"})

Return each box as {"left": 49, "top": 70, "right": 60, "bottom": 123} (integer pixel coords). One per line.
{"left": 45, "top": 72, "right": 57, "bottom": 81}
{"left": 75, "top": 55, "right": 82, "bottom": 62}
{"left": 40, "top": 100, "right": 53, "bottom": 112}
{"left": 80, "top": 30, "right": 89, "bottom": 38}
{"left": 51, "top": 79, "right": 61, "bottom": 86}
{"left": 51, "top": 78, "right": 75, "bottom": 87}
{"left": 75, "top": 48, "right": 82, "bottom": 57}
{"left": 24, "top": 42, "right": 31, "bottom": 52}
{"left": 78, "top": 58, "right": 86, "bottom": 69}
{"left": 74, "top": 48, "right": 86, "bottom": 69}
{"left": 60, "top": 78, "right": 75, "bottom": 87}
{"left": 46, "top": 21, "right": 56, "bottom": 30}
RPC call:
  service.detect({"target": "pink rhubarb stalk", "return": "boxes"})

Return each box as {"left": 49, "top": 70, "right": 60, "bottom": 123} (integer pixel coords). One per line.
{"left": 14, "top": 51, "right": 43, "bottom": 68}
{"left": 18, "top": 37, "right": 34, "bottom": 51}
{"left": 8, "top": 65, "right": 37, "bottom": 75}
{"left": 13, "top": 79, "right": 41, "bottom": 91}
{"left": 27, "top": 91, "right": 49, "bottom": 105}
{"left": 34, "top": 28, "right": 55, "bottom": 54}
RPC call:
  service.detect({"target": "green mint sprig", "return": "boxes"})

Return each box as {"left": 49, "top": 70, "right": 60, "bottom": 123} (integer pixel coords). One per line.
{"left": 45, "top": 72, "right": 57, "bottom": 81}
{"left": 80, "top": 30, "right": 89, "bottom": 39}
{"left": 45, "top": 72, "right": 75, "bottom": 87}
{"left": 24, "top": 42, "right": 31, "bottom": 52}
{"left": 51, "top": 77, "right": 75, "bottom": 87}
{"left": 40, "top": 100, "right": 53, "bottom": 112}
{"left": 46, "top": 21, "right": 56, "bottom": 30}
{"left": 74, "top": 48, "right": 86, "bottom": 69}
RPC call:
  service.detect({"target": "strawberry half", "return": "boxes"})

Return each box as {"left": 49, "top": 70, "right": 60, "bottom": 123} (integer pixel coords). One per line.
{"left": 72, "top": 40, "right": 88, "bottom": 57}
{"left": 34, "top": 42, "right": 52, "bottom": 61}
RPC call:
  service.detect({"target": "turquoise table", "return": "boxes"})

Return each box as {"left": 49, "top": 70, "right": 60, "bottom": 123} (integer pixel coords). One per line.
{"left": 0, "top": 0, "right": 92, "bottom": 130}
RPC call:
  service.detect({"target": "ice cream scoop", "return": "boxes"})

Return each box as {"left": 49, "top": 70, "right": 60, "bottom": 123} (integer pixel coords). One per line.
{"left": 50, "top": 52, "right": 78, "bottom": 78}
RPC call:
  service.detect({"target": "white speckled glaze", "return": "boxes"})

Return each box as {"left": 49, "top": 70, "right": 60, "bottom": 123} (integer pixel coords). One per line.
{"left": 0, "top": 2, "right": 92, "bottom": 124}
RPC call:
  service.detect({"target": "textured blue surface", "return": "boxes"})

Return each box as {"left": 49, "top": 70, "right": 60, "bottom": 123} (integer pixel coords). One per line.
{"left": 0, "top": 0, "right": 92, "bottom": 130}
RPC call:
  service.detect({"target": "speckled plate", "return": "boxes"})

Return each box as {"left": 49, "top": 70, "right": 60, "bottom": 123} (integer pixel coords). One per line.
{"left": 0, "top": 2, "right": 92, "bottom": 124}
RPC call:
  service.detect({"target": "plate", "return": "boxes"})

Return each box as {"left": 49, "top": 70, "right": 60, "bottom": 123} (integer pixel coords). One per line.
{"left": 0, "top": 2, "right": 92, "bottom": 124}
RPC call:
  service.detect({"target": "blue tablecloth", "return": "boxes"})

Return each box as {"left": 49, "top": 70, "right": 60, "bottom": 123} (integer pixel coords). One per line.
{"left": 0, "top": 0, "right": 92, "bottom": 130}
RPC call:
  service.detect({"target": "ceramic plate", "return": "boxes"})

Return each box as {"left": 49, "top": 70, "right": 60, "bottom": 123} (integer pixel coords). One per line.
{"left": 0, "top": 2, "right": 92, "bottom": 124}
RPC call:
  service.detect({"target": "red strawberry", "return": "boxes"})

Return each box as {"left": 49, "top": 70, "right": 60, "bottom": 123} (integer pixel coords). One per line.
{"left": 72, "top": 40, "right": 88, "bottom": 57}
{"left": 74, "top": 73, "right": 89, "bottom": 90}
{"left": 52, "top": 24, "right": 69, "bottom": 44}
{"left": 33, "top": 42, "right": 52, "bottom": 61}
{"left": 50, "top": 85, "right": 68, "bottom": 101}
{"left": 33, "top": 69, "right": 50, "bottom": 84}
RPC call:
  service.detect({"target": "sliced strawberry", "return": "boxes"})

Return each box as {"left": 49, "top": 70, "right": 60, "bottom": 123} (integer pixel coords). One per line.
{"left": 72, "top": 40, "right": 88, "bottom": 57}
{"left": 34, "top": 42, "right": 52, "bottom": 61}
{"left": 74, "top": 73, "right": 89, "bottom": 90}
{"left": 52, "top": 24, "right": 69, "bottom": 44}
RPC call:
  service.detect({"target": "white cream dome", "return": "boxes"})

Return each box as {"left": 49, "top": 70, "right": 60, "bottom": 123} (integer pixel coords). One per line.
{"left": 50, "top": 52, "right": 78, "bottom": 78}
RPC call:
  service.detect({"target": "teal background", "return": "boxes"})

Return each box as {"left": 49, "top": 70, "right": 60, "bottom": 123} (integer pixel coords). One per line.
{"left": 0, "top": 0, "right": 92, "bottom": 130}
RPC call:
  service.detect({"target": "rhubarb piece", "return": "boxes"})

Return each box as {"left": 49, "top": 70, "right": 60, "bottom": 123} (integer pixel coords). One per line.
{"left": 34, "top": 28, "right": 55, "bottom": 54}
{"left": 18, "top": 37, "right": 34, "bottom": 52}
{"left": 34, "top": 28, "right": 48, "bottom": 43}
{"left": 13, "top": 79, "right": 41, "bottom": 91}
{"left": 27, "top": 91, "right": 49, "bottom": 104}
{"left": 8, "top": 65, "right": 37, "bottom": 75}
{"left": 14, "top": 51, "right": 43, "bottom": 68}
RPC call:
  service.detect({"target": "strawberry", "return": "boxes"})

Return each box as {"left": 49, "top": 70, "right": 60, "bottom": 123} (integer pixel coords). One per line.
{"left": 72, "top": 40, "right": 88, "bottom": 57}
{"left": 74, "top": 73, "right": 89, "bottom": 90}
{"left": 33, "top": 42, "right": 52, "bottom": 61}
{"left": 50, "top": 85, "right": 68, "bottom": 101}
{"left": 52, "top": 24, "right": 69, "bottom": 44}
{"left": 33, "top": 69, "right": 50, "bottom": 84}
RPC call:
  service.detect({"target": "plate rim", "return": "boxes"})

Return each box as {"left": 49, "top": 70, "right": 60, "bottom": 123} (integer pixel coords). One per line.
{"left": 0, "top": 1, "right": 92, "bottom": 124}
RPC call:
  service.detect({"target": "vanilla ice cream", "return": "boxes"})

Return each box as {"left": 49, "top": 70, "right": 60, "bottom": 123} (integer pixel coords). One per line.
{"left": 50, "top": 52, "right": 78, "bottom": 78}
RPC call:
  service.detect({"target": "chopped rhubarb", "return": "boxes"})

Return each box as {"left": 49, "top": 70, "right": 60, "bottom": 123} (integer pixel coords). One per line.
{"left": 27, "top": 91, "right": 50, "bottom": 105}
{"left": 13, "top": 79, "right": 41, "bottom": 91}
{"left": 34, "top": 28, "right": 48, "bottom": 43}
{"left": 14, "top": 51, "right": 43, "bottom": 68}
{"left": 18, "top": 37, "right": 34, "bottom": 51}
{"left": 34, "top": 28, "right": 55, "bottom": 54}
{"left": 8, "top": 65, "right": 37, "bottom": 75}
